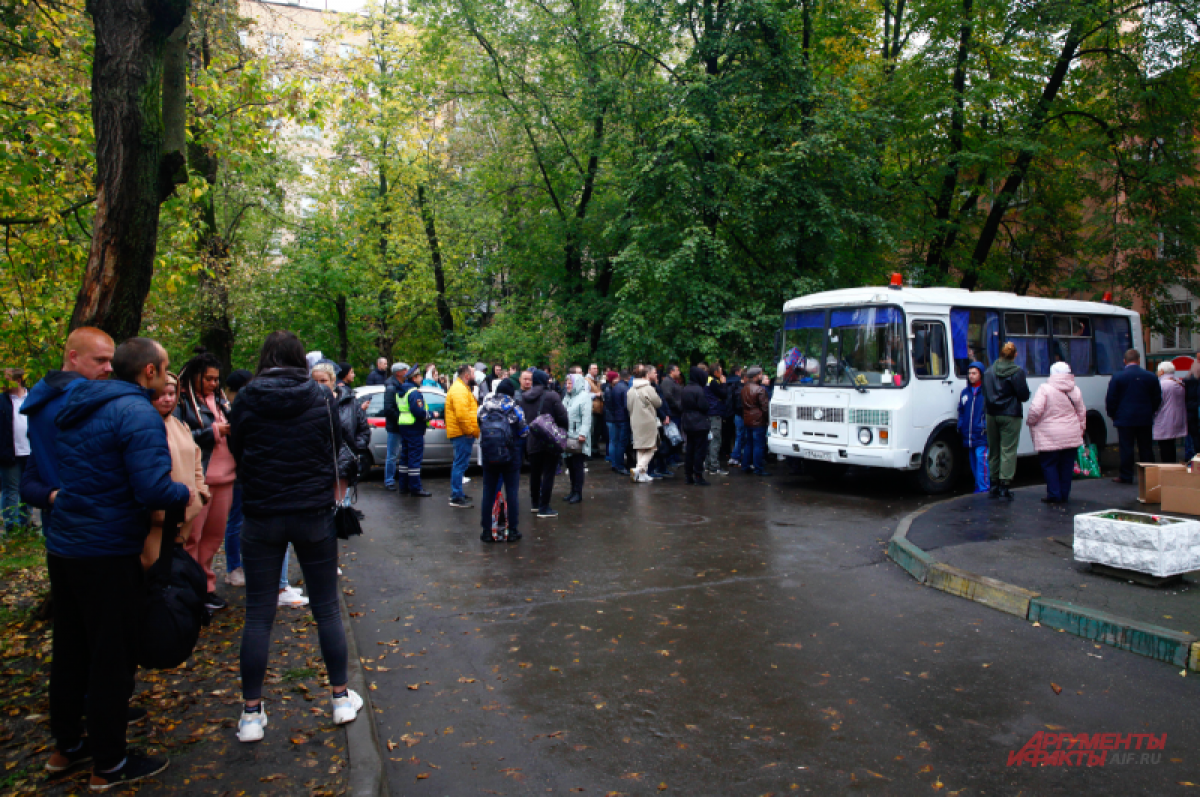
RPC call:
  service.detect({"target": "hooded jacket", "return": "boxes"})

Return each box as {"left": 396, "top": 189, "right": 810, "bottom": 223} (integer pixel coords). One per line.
{"left": 518, "top": 383, "right": 568, "bottom": 456}
{"left": 228, "top": 367, "right": 340, "bottom": 517}
{"left": 1025, "top": 372, "right": 1086, "bottom": 452}
{"left": 956, "top": 363, "right": 988, "bottom": 448}
{"left": 1153, "top": 376, "right": 1187, "bottom": 441}
{"left": 983, "top": 359, "right": 1031, "bottom": 418}
{"left": 335, "top": 384, "right": 372, "bottom": 480}
{"left": 50, "top": 379, "right": 190, "bottom": 558}
{"left": 627, "top": 378, "right": 662, "bottom": 450}
{"left": 446, "top": 378, "right": 480, "bottom": 439}
{"left": 704, "top": 376, "right": 728, "bottom": 417}
{"left": 19, "top": 370, "right": 87, "bottom": 528}
{"left": 563, "top": 375, "right": 593, "bottom": 457}
{"left": 681, "top": 367, "right": 710, "bottom": 434}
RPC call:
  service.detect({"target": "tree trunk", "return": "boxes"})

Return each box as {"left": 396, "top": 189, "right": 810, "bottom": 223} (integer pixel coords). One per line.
{"left": 335, "top": 293, "right": 349, "bottom": 361}
{"left": 417, "top": 185, "right": 454, "bottom": 336}
{"left": 925, "top": 0, "right": 973, "bottom": 279}
{"left": 960, "top": 20, "right": 1085, "bottom": 291}
{"left": 70, "top": 0, "right": 189, "bottom": 339}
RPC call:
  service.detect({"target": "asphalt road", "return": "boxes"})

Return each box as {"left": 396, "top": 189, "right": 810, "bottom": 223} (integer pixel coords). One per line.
{"left": 340, "top": 460, "right": 1200, "bottom": 795}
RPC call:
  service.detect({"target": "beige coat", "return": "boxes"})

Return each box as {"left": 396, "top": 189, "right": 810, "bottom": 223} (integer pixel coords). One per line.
{"left": 627, "top": 378, "right": 662, "bottom": 450}
{"left": 142, "top": 414, "right": 210, "bottom": 568}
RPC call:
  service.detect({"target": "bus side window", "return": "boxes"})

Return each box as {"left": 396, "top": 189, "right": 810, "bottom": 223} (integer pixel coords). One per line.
{"left": 952, "top": 308, "right": 999, "bottom": 376}
{"left": 913, "top": 321, "right": 948, "bottom": 378}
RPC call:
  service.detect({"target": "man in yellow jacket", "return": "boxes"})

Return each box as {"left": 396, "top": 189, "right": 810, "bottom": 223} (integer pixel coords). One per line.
{"left": 446, "top": 365, "right": 480, "bottom": 508}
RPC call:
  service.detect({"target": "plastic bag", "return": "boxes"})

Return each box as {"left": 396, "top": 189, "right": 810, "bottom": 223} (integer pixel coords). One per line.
{"left": 1075, "top": 443, "right": 1101, "bottom": 479}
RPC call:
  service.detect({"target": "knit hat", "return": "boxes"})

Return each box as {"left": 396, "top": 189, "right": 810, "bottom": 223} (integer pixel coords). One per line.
{"left": 337, "top": 362, "right": 352, "bottom": 380}
{"left": 496, "top": 379, "right": 516, "bottom": 397}
{"left": 1050, "top": 361, "right": 1072, "bottom": 375}
{"left": 532, "top": 369, "right": 550, "bottom": 387}
{"left": 226, "top": 369, "right": 253, "bottom": 392}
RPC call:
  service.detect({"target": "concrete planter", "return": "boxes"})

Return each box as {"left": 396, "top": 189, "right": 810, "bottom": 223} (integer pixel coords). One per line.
{"left": 1074, "top": 510, "right": 1200, "bottom": 578}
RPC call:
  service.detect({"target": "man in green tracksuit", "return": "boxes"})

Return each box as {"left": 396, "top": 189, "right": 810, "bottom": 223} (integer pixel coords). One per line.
{"left": 982, "top": 342, "right": 1030, "bottom": 499}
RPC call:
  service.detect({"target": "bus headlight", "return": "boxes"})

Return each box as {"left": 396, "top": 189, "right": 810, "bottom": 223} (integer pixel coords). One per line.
{"left": 858, "top": 427, "right": 873, "bottom": 446}
{"left": 778, "top": 421, "right": 789, "bottom": 437}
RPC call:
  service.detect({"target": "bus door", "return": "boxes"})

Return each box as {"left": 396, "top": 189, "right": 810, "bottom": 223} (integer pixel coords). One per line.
{"left": 910, "top": 318, "right": 956, "bottom": 428}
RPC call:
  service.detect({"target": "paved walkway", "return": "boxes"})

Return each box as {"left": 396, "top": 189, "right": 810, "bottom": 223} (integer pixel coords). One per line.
{"left": 907, "top": 478, "right": 1200, "bottom": 637}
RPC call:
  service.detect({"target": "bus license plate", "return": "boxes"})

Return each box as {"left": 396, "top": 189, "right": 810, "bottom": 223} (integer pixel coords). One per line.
{"left": 801, "top": 448, "right": 833, "bottom": 462}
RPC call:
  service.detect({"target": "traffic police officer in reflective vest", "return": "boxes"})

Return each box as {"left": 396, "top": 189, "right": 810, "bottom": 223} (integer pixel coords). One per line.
{"left": 396, "top": 365, "right": 430, "bottom": 496}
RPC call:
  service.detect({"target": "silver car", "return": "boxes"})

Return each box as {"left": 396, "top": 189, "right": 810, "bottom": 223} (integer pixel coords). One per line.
{"left": 354, "top": 385, "right": 479, "bottom": 471}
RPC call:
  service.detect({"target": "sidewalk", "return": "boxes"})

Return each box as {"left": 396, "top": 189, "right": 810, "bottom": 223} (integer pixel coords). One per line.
{"left": 896, "top": 475, "right": 1200, "bottom": 667}
{"left": 0, "top": 536, "right": 350, "bottom": 796}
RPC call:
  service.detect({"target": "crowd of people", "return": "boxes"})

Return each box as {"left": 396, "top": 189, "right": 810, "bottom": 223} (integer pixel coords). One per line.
{"left": 371, "top": 359, "right": 778, "bottom": 543}
{"left": 957, "top": 344, "right": 1200, "bottom": 503}
{"left": 6, "top": 329, "right": 364, "bottom": 791}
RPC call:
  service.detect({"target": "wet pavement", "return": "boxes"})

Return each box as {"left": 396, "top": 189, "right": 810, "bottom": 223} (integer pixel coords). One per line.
{"left": 915, "top": 478, "right": 1200, "bottom": 638}
{"left": 341, "top": 461, "right": 1200, "bottom": 795}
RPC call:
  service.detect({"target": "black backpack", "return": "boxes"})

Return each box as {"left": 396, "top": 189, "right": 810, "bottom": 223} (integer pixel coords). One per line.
{"left": 138, "top": 507, "right": 210, "bottom": 670}
{"left": 479, "top": 404, "right": 514, "bottom": 466}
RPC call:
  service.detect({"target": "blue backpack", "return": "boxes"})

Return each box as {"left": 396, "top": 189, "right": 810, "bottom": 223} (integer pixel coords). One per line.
{"left": 479, "top": 405, "right": 514, "bottom": 466}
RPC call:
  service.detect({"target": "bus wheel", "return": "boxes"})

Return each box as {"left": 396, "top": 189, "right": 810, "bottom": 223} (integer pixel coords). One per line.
{"left": 805, "top": 460, "right": 847, "bottom": 483}
{"left": 914, "top": 431, "right": 960, "bottom": 495}
{"left": 1085, "top": 412, "right": 1107, "bottom": 450}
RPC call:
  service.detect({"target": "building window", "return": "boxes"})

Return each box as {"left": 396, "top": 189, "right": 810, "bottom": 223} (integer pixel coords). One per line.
{"left": 265, "top": 33, "right": 283, "bottom": 56}
{"left": 1160, "top": 301, "right": 1191, "bottom": 351}
{"left": 303, "top": 39, "right": 321, "bottom": 62}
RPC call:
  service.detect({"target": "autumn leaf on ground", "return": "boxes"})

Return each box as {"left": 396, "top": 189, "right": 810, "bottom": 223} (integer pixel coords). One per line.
{"left": 1050, "top": 683, "right": 1063, "bottom": 694}
{"left": 407, "top": 684, "right": 419, "bottom": 690}
{"left": 386, "top": 740, "right": 398, "bottom": 751}
{"left": 621, "top": 772, "right": 642, "bottom": 780}
{"left": 260, "top": 773, "right": 286, "bottom": 782}
{"left": 416, "top": 772, "right": 429, "bottom": 779}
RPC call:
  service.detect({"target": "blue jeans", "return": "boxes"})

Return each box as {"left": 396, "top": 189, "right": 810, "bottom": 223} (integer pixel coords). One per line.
{"left": 385, "top": 432, "right": 402, "bottom": 487}
{"left": 398, "top": 433, "right": 425, "bottom": 493}
{"left": 224, "top": 482, "right": 243, "bottom": 571}
{"left": 1039, "top": 449, "right": 1076, "bottom": 502}
{"left": 241, "top": 510, "right": 346, "bottom": 701}
{"left": 968, "top": 446, "right": 990, "bottom": 493}
{"left": 732, "top": 416, "right": 746, "bottom": 462}
{"left": 607, "top": 422, "right": 629, "bottom": 470}
{"left": 741, "top": 427, "right": 767, "bottom": 472}
{"left": 450, "top": 436, "right": 474, "bottom": 500}
{"left": 1, "top": 457, "right": 30, "bottom": 531}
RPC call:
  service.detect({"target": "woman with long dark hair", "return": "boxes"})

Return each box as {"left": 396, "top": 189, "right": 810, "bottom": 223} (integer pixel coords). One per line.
{"left": 228, "top": 331, "right": 361, "bottom": 743}
{"left": 175, "top": 348, "right": 236, "bottom": 610}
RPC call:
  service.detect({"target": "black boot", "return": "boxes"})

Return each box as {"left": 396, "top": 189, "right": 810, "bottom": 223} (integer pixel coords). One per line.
{"left": 998, "top": 481, "right": 1013, "bottom": 499}
{"left": 566, "top": 492, "right": 582, "bottom": 504}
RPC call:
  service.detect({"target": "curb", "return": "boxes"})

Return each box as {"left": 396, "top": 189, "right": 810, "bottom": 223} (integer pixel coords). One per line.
{"left": 340, "top": 589, "right": 389, "bottom": 797}
{"left": 886, "top": 493, "right": 1200, "bottom": 672}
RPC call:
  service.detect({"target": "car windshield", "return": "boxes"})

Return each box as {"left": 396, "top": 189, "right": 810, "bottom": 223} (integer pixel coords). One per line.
{"left": 780, "top": 306, "right": 908, "bottom": 388}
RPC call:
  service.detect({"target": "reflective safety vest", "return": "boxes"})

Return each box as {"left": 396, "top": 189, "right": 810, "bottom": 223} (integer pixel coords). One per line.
{"left": 397, "top": 388, "right": 417, "bottom": 425}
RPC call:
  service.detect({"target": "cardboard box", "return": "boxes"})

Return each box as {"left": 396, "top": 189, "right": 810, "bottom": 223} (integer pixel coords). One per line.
{"left": 1137, "top": 463, "right": 1187, "bottom": 504}
{"left": 1162, "top": 467, "right": 1200, "bottom": 515}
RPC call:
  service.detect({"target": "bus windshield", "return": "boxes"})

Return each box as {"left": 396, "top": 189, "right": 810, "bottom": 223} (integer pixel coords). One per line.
{"left": 780, "top": 306, "right": 908, "bottom": 388}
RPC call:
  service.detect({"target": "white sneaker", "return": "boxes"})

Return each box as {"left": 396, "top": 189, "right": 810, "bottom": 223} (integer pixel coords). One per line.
{"left": 237, "top": 705, "right": 268, "bottom": 742}
{"left": 278, "top": 587, "right": 309, "bottom": 608}
{"left": 463, "top": 476, "right": 471, "bottom": 483}
{"left": 224, "top": 567, "right": 245, "bottom": 587}
{"left": 332, "top": 689, "right": 364, "bottom": 725}
{"left": 637, "top": 472, "right": 653, "bottom": 483}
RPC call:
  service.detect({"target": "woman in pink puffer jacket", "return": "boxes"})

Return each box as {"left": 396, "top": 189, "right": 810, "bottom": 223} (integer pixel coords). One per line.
{"left": 1026, "top": 361, "right": 1086, "bottom": 503}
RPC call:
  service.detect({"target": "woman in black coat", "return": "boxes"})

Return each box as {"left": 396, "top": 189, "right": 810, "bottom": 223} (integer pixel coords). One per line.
{"left": 311, "top": 363, "right": 370, "bottom": 499}
{"left": 518, "top": 369, "right": 569, "bottom": 517}
{"left": 228, "top": 331, "right": 362, "bottom": 743}
{"left": 681, "top": 365, "right": 711, "bottom": 486}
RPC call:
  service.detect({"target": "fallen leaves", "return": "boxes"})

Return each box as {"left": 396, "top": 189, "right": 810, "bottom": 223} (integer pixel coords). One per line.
{"left": 407, "top": 683, "right": 420, "bottom": 690}
{"left": 1050, "top": 682, "right": 1063, "bottom": 695}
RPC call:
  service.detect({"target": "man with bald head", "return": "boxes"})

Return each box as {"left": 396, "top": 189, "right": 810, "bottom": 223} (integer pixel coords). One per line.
{"left": 20, "top": 327, "right": 115, "bottom": 533}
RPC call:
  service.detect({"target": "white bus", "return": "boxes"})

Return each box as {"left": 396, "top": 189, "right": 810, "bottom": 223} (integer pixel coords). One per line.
{"left": 767, "top": 282, "right": 1142, "bottom": 493}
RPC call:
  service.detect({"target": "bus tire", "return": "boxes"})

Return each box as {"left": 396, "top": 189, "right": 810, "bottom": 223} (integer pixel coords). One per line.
{"left": 913, "top": 429, "right": 961, "bottom": 495}
{"left": 805, "top": 460, "right": 847, "bottom": 483}
{"left": 1085, "top": 411, "right": 1107, "bottom": 450}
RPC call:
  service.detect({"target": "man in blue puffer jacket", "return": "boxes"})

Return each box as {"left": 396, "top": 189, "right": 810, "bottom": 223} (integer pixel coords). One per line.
{"left": 957, "top": 361, "right": 989, "bottom": 493}
{"left": 45, "top": 337, "right": 191, "bottom": 791}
